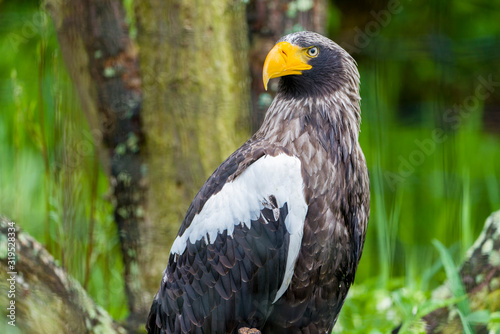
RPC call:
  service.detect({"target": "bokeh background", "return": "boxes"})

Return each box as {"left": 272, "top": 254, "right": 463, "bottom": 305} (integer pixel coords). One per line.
{"left": 1, "top": 0, "right": 499, "bottom": 333}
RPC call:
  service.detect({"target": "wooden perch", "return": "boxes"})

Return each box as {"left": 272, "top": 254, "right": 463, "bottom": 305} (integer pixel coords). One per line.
{"left": 0, "top": 217, "right": 126, "bottom": 333}
{"left": 423, "top": 210, "right": 500, "bottom": 333}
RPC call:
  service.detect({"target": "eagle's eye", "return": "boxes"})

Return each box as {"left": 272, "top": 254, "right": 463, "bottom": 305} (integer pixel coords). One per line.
{"left": 306, "top": 46, "right": 319, "bottom": 58}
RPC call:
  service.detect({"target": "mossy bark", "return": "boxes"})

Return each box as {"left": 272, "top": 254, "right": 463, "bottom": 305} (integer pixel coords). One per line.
{"left": 135, "top": 0, "right": 251, "bottom": 305}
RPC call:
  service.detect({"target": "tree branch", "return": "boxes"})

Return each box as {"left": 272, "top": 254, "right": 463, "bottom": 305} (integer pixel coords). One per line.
{"left": 0, "top": 217, "right": 126, "bottom": 333}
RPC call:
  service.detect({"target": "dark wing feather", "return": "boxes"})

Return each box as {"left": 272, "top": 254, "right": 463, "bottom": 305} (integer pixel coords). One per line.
{"left": 146, "top": 143, "right": 296, "bottom": 334}
{"left": 147, "top": 203, "right": 290, "bottom": 333}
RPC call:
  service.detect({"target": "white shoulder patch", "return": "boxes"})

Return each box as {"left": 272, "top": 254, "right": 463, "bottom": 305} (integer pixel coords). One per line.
{"left": 169, "top": 153, "right": 308, "bottom": 303}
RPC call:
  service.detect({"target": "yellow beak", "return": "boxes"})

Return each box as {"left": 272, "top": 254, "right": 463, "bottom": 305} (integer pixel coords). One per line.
{"left": 262, "top": 41, "right": 312, "bottom": 91}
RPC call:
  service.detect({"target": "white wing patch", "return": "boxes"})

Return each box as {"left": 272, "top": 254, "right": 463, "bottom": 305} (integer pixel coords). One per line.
{"left": 169, "top": 153, "right": 308, "bottom": 303}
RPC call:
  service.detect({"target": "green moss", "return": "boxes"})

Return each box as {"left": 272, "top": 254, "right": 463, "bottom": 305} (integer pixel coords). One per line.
{"left": 482, "top": 239, "right": 494, "bottom": 254}
{"left": 490, "top": 278, "right": 500, "bottom": 291}
{"left": 103, "top": 67, "right": 116, "bottom": 78}
{"left": 126, "top": 133, "right": 139, "bottom": 152}
{"left": 0, "top": 233, "right": 7, "bottom": 259}
{"left": 115, "top": 143, "right": 127, "bottom": 155}
{"left": 490, "top": 251, "right": 500, "bottom": 267}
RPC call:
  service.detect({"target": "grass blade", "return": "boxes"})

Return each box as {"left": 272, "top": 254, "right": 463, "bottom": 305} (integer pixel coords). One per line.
{"left": 432, "top": 239, "right": 471, "bottom": 316}
{"left": 457, "top": 309, "right": 474, "bottom": 334}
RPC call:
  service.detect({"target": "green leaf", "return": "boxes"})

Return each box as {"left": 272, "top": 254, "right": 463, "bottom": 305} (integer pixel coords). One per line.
{"left": 432, "top": 240, "right": 471, "bottom": 316}
{"left": 457, "top": 309, "right": 474, "bottom": 334}
{"left": 466, "top": 310, "right": 491, "bottom": 325}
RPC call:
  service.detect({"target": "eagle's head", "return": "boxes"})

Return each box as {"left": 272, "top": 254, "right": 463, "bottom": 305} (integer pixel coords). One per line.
{"left": 263, "top": 31, "right": 359, "bottom": 99}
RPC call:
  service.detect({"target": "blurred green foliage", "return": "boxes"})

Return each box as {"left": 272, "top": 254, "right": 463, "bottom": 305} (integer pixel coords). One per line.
{"left": 1, "top": 0, "right": 499, "bottom": 332}
{"left": 0, "top": 0, "right": 127, "bottom": 321}
{"left": 329, "top": 0, "right": 500, "bottom": 332}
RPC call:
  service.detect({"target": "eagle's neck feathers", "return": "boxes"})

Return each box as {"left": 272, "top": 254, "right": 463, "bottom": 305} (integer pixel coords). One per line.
{"left": 256, "top": 85, "right": 361, "bottom": 160}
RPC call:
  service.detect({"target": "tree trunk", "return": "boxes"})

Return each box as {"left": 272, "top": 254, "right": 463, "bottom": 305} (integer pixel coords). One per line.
{"left": 246, "top": 0, "right": 327, "bottom": 131}
{"left": 134, "top": 0, "right": 251, "bottom": 311}
{"left": 0, "top": 217, "right": 126, "bottom": 333}
{"left": 44, "top": 0, "right": 148, "bottom": 328}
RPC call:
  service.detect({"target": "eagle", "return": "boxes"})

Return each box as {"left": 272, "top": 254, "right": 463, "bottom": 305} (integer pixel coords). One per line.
{"left": 146, "top": 31, "right": 370, "bottom": 334}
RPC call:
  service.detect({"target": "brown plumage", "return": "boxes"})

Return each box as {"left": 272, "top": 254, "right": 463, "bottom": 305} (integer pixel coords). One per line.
{"left": 147, "top": 31, "right": 370, "bottom": 334}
